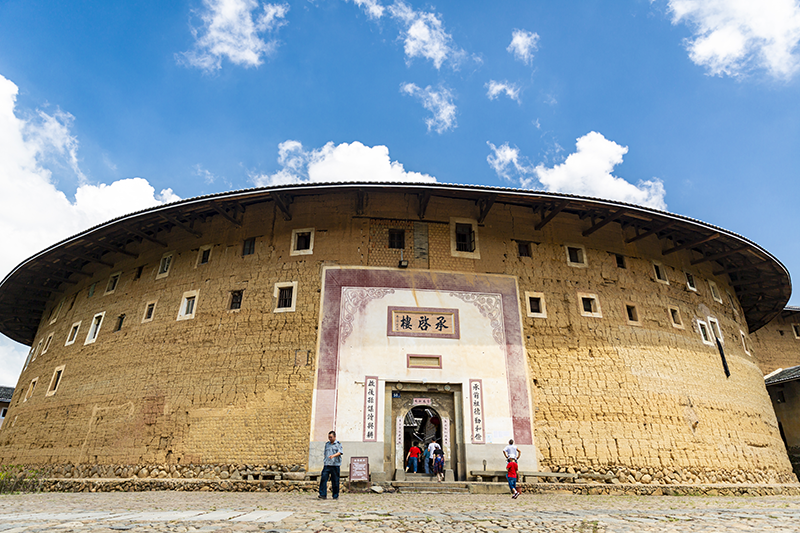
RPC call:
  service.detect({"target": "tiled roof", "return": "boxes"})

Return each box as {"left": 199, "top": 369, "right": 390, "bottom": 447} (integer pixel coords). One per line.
{"left": 0, "top": 386, "right": 13, "bottom": 403}
{"left": 765, "top": 365, "right": 800, "bottom": 386}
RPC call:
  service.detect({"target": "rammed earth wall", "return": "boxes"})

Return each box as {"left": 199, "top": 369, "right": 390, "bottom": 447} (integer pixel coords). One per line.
{"left": 0, "top": 188, "right": 794, "bottom": 484}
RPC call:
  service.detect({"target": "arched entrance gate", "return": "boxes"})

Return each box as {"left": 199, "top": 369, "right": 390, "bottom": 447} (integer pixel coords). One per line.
{"left": 388, "top": 382, "right": 464, "bottom": 481}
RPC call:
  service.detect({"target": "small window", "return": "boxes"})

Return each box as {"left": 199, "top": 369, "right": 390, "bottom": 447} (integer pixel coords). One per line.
{"left": 23, "top": 345, "right": 35, "bottom": 370}
{"left": 707, "top": 317, "right": 722, "bottom": 343}
{"left": 1, "top": 408, "right": 6, "bottom": 419}
{"left": 105, "top": 272, "right": 121, "bottom": 294}
{"left": 88, "top": 282, "right": 97, "bottom": 298}
{"left": 142, "top": 301, "right": 157, "bottom": 323}
{"left": 708, "top": 280, "right": 722, "bottom": 303}
{"left": 389, "top": 229, "right": 405, "bottom": 250}
{"left": 726, "top": 291, "right": 738, "bottom": 315}
{"left": 577, "top": 292, "right": 601, "bottom": 318}
{"left": 740, "top": 331, "right": 751, "bottom": 356}
{"left": 449, "top": 218, "right": 480, "bottom": 258}
{"left": 669, "top": 307, "right": 684, "bottom": 328}
{"left": 685, "top": 272, "right": 697, "bottom": 291}
{"left": 290, "top": 228, "right": 315, "bottom": 256}
{"left": 156, "top": 253, "right": 174, "bottom": 279}
{"left": 49, "top": 298, "right": 65, "bottom": 324}
{"left": 42, "top": 333, "right": 54, "bottom": 355}
{"left": 776, "top": 387, "right": 786, "bottom": 403}
{"left": 242, "top": 237, "right": 256, "bottom": 256}
{"left": 134, "top": 266, "right": 144, "bottom": 280}
{"left": 615, "top": 254, "right": 626, "bottom": 269}
{"left": 46, "top": 365, "right": 65, "bottom": 396}
{"left": 793, "top": 324, "right": 800, "bottom": 339}
{"left": 566, "top": 245, "right": 587, "bottom": 267}
{"left": 455, "top": 224, "right": 475, "bottom": 252}
{"left": 653, "top": 262, "right": 669, "bottom": 284}
{"left": 24, "top": 378, "right": 37, "bottom": 402}
{"left": 518, "top": 242, "right": 531, "bottom": 258}
{"left": 197, "top": 246, "right": 212, "bottom": 266}
{"left": 230, "top": 290, "right": 244, "bottom": 310}
{"left": 113, "top": 314, "right": 125, "bottom": 332}
{"left": 177, "top": 291, "right": 199, "bottom": 321}
{"left": 84, "top": 312, "right": 105, "bottom": 345}
{"left": 698, "top": 320, "right": 714, "bottom": 346}
{"left": 625, "top": 304, "right": 640, "bottom": 325}
{"left": 525, "top": 291, "right": 547, "bottom": 318}
{"left": 32, "top": 339, "right": 43, "bottom": 362}
{"left": 67, "top": 293, "right": 77, "bottom": 312}
{"left": 274, "top": 281, "right": 298, "bottom": 313}
{"left": 65, "top": 321, "right": 81, "bottom": 346}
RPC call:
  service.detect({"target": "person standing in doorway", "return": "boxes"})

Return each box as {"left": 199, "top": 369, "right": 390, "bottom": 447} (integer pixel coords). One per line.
{"left": 432, "top": 443, "right": 445, "bottom": 482}
{"left": 318, "top": 431, "right": 342, "bottom": 500}
{"left": 503, "top": 439, "right": 520, "bottom": 462}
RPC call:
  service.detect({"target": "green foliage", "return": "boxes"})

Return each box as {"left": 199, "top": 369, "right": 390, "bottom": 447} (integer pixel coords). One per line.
{"left": 0, "top": 465, "right": 44, "bottom": 493}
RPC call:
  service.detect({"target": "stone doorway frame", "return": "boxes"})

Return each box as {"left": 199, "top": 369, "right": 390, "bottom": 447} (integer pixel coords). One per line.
{"left": 385, "top": 381, "right": 464, "bottom": 481}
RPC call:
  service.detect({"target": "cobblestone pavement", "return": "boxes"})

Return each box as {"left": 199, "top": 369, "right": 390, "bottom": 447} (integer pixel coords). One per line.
{"left": 1, "top": 491, "right": 800, "bottom": 532}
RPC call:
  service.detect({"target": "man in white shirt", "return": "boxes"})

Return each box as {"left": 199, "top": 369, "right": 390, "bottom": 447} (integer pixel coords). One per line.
{"left": 503, "top": 439, "right": 520, "bottom": 462}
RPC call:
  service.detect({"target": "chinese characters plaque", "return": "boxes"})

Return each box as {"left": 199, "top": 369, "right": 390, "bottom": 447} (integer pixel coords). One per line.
{"left": 362, "top": 376, "right": 378, "bottom": 442}
{"left": 469, "top": 379, "right": 485, "bottom": 444}
{"left": 387, "top": 307, "right": 460, "bottom": 339}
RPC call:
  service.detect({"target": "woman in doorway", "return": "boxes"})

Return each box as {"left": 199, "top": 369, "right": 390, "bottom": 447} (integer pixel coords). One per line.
{"left": 432, "top": 443, "right": 445, "bottom": 482}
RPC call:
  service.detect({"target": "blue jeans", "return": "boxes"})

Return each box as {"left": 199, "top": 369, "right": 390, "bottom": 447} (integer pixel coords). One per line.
{"left": 408, "top": 457, "right": 418, "bottom": 473}
{"left": 423, "top": 456, "right": 431, "bottom": 474}
{"left": 507, "top": 476, "right": 517, "bottom": 494}
{"left": 319, "top": 465, "right": 340, "bottom": 498}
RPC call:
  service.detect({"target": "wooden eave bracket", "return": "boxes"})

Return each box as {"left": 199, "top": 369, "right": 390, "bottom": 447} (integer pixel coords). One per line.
{"left": 126, "top": 226, "right": 168, "bottom": 248}
{"left": 271, "top": 193, "right": 293, "bottom": 221}
{"left": 690, "top": 246, "right": 747, "bottom": 266}
{"left": 661, "top": 232, "right": 720, "bottom": 256}
{"left": 160, "top": 213, "right": 202, "bottom": 238}
{"left": 211, "top": 201, "right": 243, "bottom": 227}
{"left": 64, "top": 250, "right": 115, "bottom": 268}
{"left": 418, "top": 191, "right": 432, "bottom": 219}
{"left": 356, "top": 190, "right": 366, "bottom": 216}
{"left": 92, "top": 241, "right": 139, "bottom": 259}
{"left": 477, "top": 195, "right": 496, "bottom": 224}
{"left": 535, "top": 200, "right": 568, "bottom": 231}
{"left": 625, "top": 220, "right": 676, "bottom": 244}
{"left": 582, "top": 209, "right": 629, "bottom": 237}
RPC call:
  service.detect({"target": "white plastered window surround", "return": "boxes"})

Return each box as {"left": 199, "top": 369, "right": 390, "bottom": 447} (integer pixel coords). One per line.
{"left": 46, "top": 365, "right": 65, "bottom": 397}
{"left": 24, "top": 377, "right": 38, "bottom": 402}
{"left": 290, "top": 228, "right": 315, "bottom": 256}
{"left": 274, "top": 281, "right": 298, "bottom": 313}
{"left": 792, "top": 324, "right": 800, "bottom": 340}
{"left": 668, "top": 306, "right": 684, "bottom": 329}
{"left": 697, "top": 319, "right": 714, "bottom": 346}
{"left": 156, "top": 252, "right": 174, "bottom": 280}
{"left": 32, "top": 339, "right": 43, "bottom": 362}
{"left": 740, "top": 330, "right": 751, "bottom": 356}
{"left": 685, "top": 271, "right": 697, "bottom": 292}
{"left": 625, "top": 302, "right": 641, "bottom": 325}
{"left": 565, "top": 243, "right": 587, "bottom": 268}
{"left": 652, "top": 261, "right": 669, "bottom": 285}
{"left": 177, "top": 290, "right": 199, "bottom": 321}
{"left": 65, "top": 321, "right": 81, "bottom": 346}
{"left": 49, "top": 298, "right": 65, "bottom": 325}
{"left": 142, "top": 300, "right": 158, "bottom": 323}
{"left": 104, "top": 271, "right": 122, "bottom": 295}
{"left": 84, "top": 312, "right": 106, "bottom": 345}
{"left": 524, "top": 291, "right": 547, "bottom": 318}
{"left": 41, "top": 333, "right": 54, "bottom": 355}
{"left": 196, "top": 245, "right": 212, "bottom": 267}
{"left": 708, "top": 279, "right": 723, "bottom": 303}
{"left": 577, "top": 291, "right": 602, "bottom": 318}
{"left": 449, "top": 217, "right": 480, "bottom": 259}
{"left": 707, "top": 316, "right": 723, "bottom": 344}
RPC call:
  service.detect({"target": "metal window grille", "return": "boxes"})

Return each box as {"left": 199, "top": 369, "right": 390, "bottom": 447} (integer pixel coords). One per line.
{"left": 277, "top": 287, "right": 293, "bottom": 308}
{"left": 455, "top": 224, "right": 475, "bottom": 252}
{"left": 295, "top": 232, "right": 311, "bottom": 251}
{"left": 230, "top": 290, "right": 243, "bottom": 310}
{"left": 388, "top": 229, "right": 405, "bottom": 249}
{"left": 242, "top": 238, "right": 255, "bottom": 256}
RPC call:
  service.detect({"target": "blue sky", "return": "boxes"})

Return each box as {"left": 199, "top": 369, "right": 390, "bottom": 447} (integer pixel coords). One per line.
{"left": 1, "top": 0, "right": 799, "bottom": 385}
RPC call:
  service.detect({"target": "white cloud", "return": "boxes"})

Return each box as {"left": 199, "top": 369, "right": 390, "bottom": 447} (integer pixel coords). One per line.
{"left": 667, "top": 0, "right": 800, "bottom": 78}
{"left": 388, "top": 1, "right": 464, "bottom": 69}
{"left": 400, "top": 83, "right": 457, "bottom": 133}
{"left": 507, "top": 29, "right": 539, "bottom": 65}
{"left": 486, "top": 80, "right": 521, "bottom": 103}
{"left": 179, "top": 0, "right": 289, "bottom": 72}
{"left": 0, "top": 74, "right": 181, "bottom": 385}
{"left": 487, "top": 132, "right": 667, "bottom": 210}
{"left": 252, "top": 140, "right": 437, "bottom": 186}
{"left": 348, "top": 0, "right": 385, "bottom": 19}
